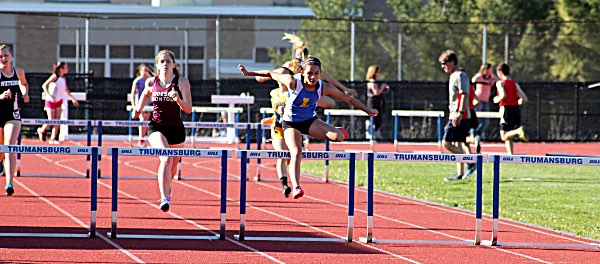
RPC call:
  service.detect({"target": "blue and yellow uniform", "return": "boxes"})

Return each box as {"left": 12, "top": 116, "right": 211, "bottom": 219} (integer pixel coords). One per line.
{"left": 281, "top": 76, "right": 323, "bottom": 135}
{"left": 267, "top": 87, "right": 286, "bottom": 140}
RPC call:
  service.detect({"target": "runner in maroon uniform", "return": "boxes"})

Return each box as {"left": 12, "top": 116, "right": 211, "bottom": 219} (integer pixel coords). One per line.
{"left": 0, "top": 44, "right": 30, "bottom": 195}
{"left": 133, "top": 50, "right": 192, "bottom": 212}
{"left": 493, "top": 63, "right": 528, "bottom": 155}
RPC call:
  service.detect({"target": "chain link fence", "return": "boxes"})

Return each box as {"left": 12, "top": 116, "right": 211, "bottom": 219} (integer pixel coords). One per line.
{"left": 20, "top": 74, "right": 599, "bottom": 142}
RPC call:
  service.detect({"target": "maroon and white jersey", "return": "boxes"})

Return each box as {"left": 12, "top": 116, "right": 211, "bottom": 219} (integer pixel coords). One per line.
{"left": 151, "top": 75, "right": 183, "bottom": 126}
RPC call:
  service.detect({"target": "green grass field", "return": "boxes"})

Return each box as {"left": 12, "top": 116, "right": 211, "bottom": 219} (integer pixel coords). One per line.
{"left": 302, "top": 160, "right": 600, "bottom": 240}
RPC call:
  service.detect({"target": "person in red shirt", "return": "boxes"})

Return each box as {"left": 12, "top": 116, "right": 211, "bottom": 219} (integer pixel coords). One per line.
{"left": 493, "top": 64, "right": 528, "bottom": 155}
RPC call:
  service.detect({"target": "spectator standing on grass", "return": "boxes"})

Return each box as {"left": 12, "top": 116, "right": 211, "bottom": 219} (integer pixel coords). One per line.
{"left": 493, "top": 63, "right": 529, "bottom": 155}
{"left": 37, "top": 61, "right": 79, "bottom": 145}
{"left": 133, "top": 50, "right": 192, "bottom": 212}
{"left": 471, "top": 63, "right": 499, "bottom": 140}
{"left": 238, "top": 56, "right": 377, "bottom": 199}
{"left": 130, "top": 64, "right": 152, "bottom": 147}
{"left": 0, "top": 44, "right": 30, "bottom": 195}
{"left": 438, "top": 50, "right": 476, "bottom": 181}
{"left": 365, "top": 65, "right": 389, "bottom": 140}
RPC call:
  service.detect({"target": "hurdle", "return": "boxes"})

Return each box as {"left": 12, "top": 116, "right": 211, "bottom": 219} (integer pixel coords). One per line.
{"left": 235, "top": 150, "right": 358, "bottom": 242}
{"left": 125, "top": 105, "right": 243, "bottom": 147}
{"left": 484, "top": 154, "right": 600, "bottom": 249}
{"left": 106, "top": 147, "right": 231, "bottom": 240}
{"left": 0, "top": 145, "right": 99, "bottom": 238}
{"left": 359, "top": 152, "right": 484, "bottom": 245}
{"left": 19, "top": 119, "right": 98, "bottom": 178}
{"left": 391, "top": 110, "right": 445, "bottom": 152}
{"left": 324, "top": 109, "right": 374, "bottom": 147}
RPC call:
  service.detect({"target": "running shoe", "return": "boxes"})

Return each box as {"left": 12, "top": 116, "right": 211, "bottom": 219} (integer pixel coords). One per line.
{"left": 444, "top": 173, "right": 463, "bottom": 181}
{"left": 159, "top": 198, "right": 170, "bottom": 212}
{"left": 282, "top": 185, "right": 292, "bottom": 198}
{"left": 292, "top": 186, "right": 304, "bottom": 199}
{"left": 37, "top": 127, "right": 46, "bottom": 142}
{"left": 5, "top": 183, "right": 14, "bottom": 196}
{"left": 517, "top": 126, "right": 529, "bottom": 142}
{"left": 463, "top": 164, "right": 476, "bottom": 180}
{"left": 474, "top": 135, "right": 482, "bottom": 154}
{"left": 336, "top": 127, "right": 349, "bottom": 141}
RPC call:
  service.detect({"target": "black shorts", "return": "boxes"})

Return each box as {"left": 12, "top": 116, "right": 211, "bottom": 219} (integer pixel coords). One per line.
{"left": 148, "top": 121, "right": 186, "bottom": 145}
{"left": 469, "top": 109, "right": 479, "bottom": 130}
{"left": 282, "top": 116, "right": 318, "bottom": 135}
{"left": 0, "top": 110, "right": 21, "bottom": 127}
{"left": 500, "top": 106, "right": 521, "bottom": 131}
{"left": 443, "top": 118, "right": 471, "bottom": 143}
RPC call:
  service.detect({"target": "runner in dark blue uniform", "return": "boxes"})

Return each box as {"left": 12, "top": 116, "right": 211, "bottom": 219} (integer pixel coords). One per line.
{"left": 0, "top": 44, "right": 30, "bottom": 195}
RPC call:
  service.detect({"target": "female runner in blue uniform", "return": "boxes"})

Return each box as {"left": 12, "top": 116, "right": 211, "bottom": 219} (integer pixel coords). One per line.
{"left": 238, "top": 56, "right": 378, "bottom": 199}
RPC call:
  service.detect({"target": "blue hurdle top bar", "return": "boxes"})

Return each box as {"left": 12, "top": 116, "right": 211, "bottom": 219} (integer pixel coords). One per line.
{"left": 0, "top": 145, "right": 97, "bottom": 155}
{"left": 108, "top": 147, "right": 231, "bottom": 158}
{"left": 365, "top": 152, "right": 483, "bottom": 163}
{"left": 495, "top": 155, "right": 600, "bottom": 166}
{"left": 237, "top": 150, "right": 359, "bottom": 160}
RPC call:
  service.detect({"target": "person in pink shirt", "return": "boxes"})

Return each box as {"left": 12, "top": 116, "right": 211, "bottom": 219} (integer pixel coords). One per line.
{"left": 471, "top": 63, "right": 498, "bottom": 141}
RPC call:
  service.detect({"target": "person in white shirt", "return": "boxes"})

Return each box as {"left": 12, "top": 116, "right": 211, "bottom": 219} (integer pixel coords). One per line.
{"left": 38, "top": 61, "right": 79, "bottom": 144}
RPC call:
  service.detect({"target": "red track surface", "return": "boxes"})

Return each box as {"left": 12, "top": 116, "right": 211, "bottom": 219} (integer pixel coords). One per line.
{"left": 1, "top": 139, "right": 599, "bottom": 263}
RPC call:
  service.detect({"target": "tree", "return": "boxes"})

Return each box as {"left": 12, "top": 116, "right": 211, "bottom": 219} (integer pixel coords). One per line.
{"left": 551, "top": 0, "right": 600, "bottom": 81}
{"left": 269, "top": 0, "right": 397, "bottom": 82}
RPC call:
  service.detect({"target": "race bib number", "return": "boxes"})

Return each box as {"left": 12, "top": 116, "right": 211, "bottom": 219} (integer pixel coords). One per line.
{"left": 13, "top": 111, "right": 21, "bottom": 120}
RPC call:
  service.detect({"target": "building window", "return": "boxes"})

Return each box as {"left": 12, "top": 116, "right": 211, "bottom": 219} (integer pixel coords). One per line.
{"left": 159, "top": 46, "right": 181, "bottom": 57}
{"left": 59, "top": 45, "right": 77, "bottom": 58}
{"left": 188, "top": 64, "right": 204, "bottom": 79}
{"left": 110, "top": 63, "right": 130, "bottom": 78}
{"left": 89, "top": 45, "right": 105, "bottom": 58}
{"left": 134, "top": 46, "right": 155, "bottom": 59}
{"left": 110, "top": 45, "right": 130, "bottom": 59}
{"left": 189, "top": 46, "right": 204, "bottom": 59}
{"left": 89, "top": 63, "right": 105, "bottom": 77}
{"left": 255, "top": 48, "right": 270, "bottom": 63}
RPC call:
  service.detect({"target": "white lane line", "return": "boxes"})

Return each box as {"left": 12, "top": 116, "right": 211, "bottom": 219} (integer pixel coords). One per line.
{"left": 121, "top": 160, "right": 284, "bottom": 264}
{"left": 305, "top": 169, "right": 600, "bottom": 245}
{"left": 254, "top": 161, "right": 551, "bottom": 263}
{"left": 161, "top": 160, "right": 420, "bottom": 263}
{"left": 14, "top": 180, "right": 145, "bottom": 264}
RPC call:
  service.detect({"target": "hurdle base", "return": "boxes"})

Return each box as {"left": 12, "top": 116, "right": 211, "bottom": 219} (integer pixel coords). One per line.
{"left": 481, "top": 240, "right": 600, "bottom": 249}
{"left": 234, "top": 235, "right": 349, "bottom": 243}
{"left": 0, "top": 232, "right": 89, "bottom": 238}
{"left": 106, "top": 232, "right": 220, "bottom": 240}
{"left": 359, "top": 237, "right": 475, "bottom": 245}
{"left": 17, "top": 173, "right": 87, "bottom": 178}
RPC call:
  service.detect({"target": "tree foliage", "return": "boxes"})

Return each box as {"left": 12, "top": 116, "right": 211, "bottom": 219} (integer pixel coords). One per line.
{"left": 269, "top": 0, "right": 599, "bottom": 82}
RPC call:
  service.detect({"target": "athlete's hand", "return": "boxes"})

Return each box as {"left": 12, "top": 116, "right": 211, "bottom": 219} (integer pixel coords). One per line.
{"left": 368, "top": 108, "right": 379, "bottom": 116}
{"left": 168, "top": 88, "right": 179, "bottom": 102}
{"left": 0, "top": 90, "right": 12, "bottom": 100}
{"left": 22, "top": 94, "right": 30, "bottom": 103}
{"left": 451, "top": 113, "right": 462, "bottom": 127}
{"left": 238, "top": 64, "right": 250, "bottom": 76}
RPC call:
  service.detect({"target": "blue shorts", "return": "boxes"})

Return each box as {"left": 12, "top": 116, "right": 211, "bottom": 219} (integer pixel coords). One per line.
{"left": 443, "top": 118, "right": 471, "bottom": 143}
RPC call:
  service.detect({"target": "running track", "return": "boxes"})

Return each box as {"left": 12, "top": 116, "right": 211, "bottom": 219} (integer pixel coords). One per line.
{"left": 0, "top": 139, "right": 599, "bottom": 263}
